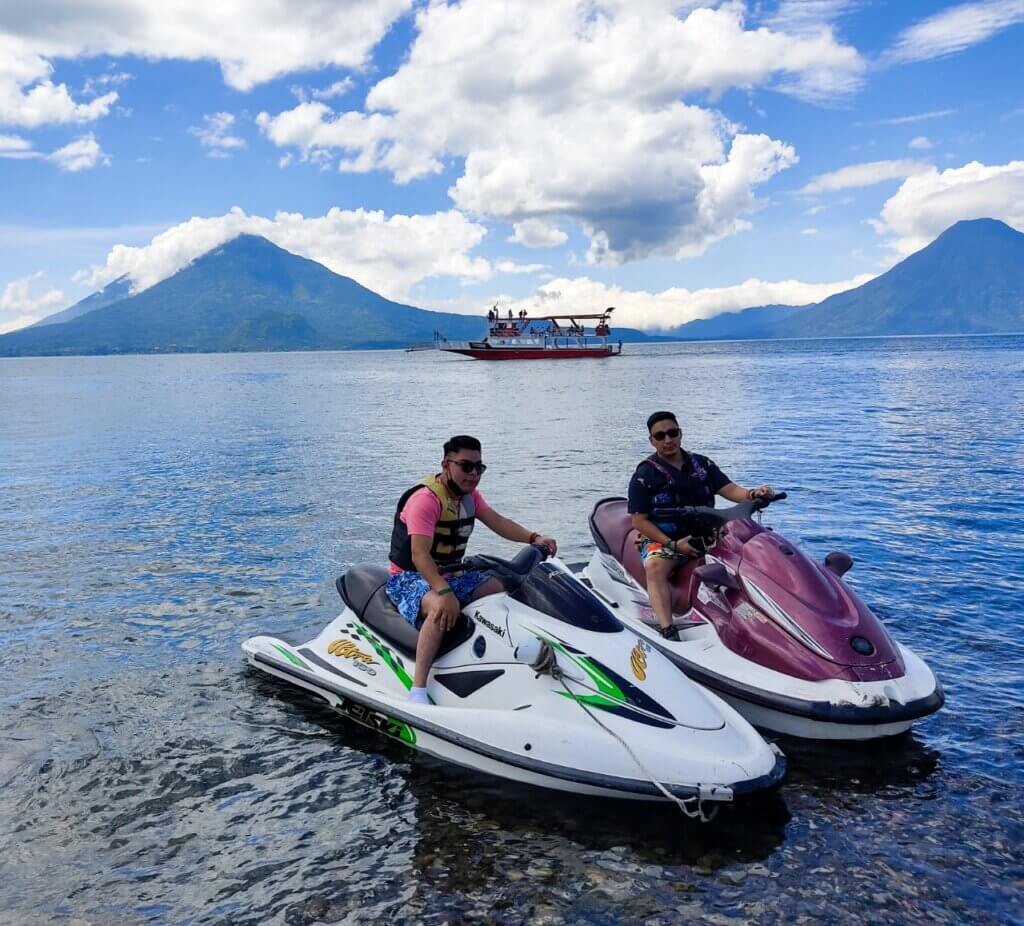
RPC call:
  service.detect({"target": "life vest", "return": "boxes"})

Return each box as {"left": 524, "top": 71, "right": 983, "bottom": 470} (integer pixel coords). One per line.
{"left": 641, "top": 452, "right": 715, "bottom": 538}
{"left": 388, "top": 473, "right": 477, "bottom": 571}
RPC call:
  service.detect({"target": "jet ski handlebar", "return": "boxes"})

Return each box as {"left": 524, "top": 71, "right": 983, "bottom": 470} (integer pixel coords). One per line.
{"left": 462, "top": 543, "right": 551, "bottom": 579}
{"left": 652, "top": 492, "right": 787, "bottom": 527}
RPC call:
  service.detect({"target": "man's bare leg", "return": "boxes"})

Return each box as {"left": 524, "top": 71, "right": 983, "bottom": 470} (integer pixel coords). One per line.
{"left": 644, "top": 556, "right": 677, "bottom": 631}
{"left": 413, "top": 591, "right": 447, "bottom": 689}
{"left": 412, "top": 578, "right": 504, "bottom": 694}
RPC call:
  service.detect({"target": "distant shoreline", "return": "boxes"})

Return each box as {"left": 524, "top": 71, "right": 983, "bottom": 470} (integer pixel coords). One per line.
{"left": 2, "top": 330, "right": 1023, "bottom": 361}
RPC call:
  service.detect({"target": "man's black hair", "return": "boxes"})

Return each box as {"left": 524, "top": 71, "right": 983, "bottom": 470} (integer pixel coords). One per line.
{"left": 444, "top": 434, "right": 482, "bottom": 455}
{"left": 646, "top": 411, "right": 677, "bottom": 432}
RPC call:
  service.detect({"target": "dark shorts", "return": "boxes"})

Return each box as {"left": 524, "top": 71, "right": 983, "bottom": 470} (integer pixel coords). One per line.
{"left": 385, "top": 569, "right": 490, "bottom": 628}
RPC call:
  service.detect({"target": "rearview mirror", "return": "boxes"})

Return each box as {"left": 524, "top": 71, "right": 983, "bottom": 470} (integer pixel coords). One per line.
{"left": 825, "top": 551, "right": 854, "bottom": 577}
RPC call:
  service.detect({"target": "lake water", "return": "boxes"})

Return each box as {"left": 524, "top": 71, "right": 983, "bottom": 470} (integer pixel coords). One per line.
{"left": 1, "top": 337, "right": 1022, "bottom": 925}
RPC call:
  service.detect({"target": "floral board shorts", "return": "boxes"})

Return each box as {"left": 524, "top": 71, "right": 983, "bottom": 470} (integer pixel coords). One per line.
{"left": 638, "top": 539, "right": 684, "bottom": 563}
{"left": 385, "top": 569, "right": 490, "bottom": 628}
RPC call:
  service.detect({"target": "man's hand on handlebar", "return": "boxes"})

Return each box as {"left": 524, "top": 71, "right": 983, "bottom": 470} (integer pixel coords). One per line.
{"left": 533, "top": 534, "right": 557, "bottom": 556}
{"left": 749, "top": 484, "right": 775, "bottom": 499}
{"left": 671, "top": 536, "right": 700, "bottom": 557}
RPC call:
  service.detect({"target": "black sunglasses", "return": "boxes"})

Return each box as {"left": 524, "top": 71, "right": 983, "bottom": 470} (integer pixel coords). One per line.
{"left": 446, "top": 458, "right": 487, "bottom": 475}
{"left": 651, "top": 427, "right": 681, "bottom": 441}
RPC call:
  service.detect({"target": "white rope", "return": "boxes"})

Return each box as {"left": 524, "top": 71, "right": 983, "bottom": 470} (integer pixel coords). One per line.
{"left": 550, "top": 661, "right": 719, "bottom": 822}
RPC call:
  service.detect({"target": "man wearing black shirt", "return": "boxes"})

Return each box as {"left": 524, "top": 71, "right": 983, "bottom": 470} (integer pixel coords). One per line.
{"left": 628, "top": 411, "right": 773, "bottom": 640}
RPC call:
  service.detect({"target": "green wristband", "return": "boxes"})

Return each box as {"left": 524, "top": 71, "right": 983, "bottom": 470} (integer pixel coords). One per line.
{"left": 437, "top": 587, "right": 454, "bottom": 597}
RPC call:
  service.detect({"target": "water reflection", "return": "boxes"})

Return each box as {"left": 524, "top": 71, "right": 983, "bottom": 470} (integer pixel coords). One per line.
{"left": 251, "top": 669, "right": 792, "bottom": 866}
{"left": 779, "top": 732, "right": 942, "bottom": 796}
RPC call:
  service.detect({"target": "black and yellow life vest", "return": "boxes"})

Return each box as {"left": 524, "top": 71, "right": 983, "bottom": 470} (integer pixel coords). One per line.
{"left": 388, "top": 473, "right": 477, "bottom": 571}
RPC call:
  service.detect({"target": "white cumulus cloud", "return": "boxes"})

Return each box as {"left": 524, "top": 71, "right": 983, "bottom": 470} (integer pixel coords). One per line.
{"left": 0, "top": 271, "right": 65, "bottom": 333}
{"left": 504, "top": 272, "right": 875, "bottom": 331}
{"left": 509, "top": 219, "right": 568, "bottom": 248}
{"left": 908, "top": 135, "right": 934, "bottom": 150}
{"left": 0, "top": 132, "right": 38, "bottom": 158}
{"left": 0, "top": 1, "right": 412, "bottom": 93}
{"left": 49, "top": 133, "right": 109, "bottom": 171}
{"left": 76, "top": 206, "right": 492, "bottom": 301}
{"left": 799, "top": 159, "right": 931, "bottom": 193}
{"left": 0, "top": 36, "right": 118, "bottom": 128}
{"left": 257, "top": 0, "right": 869, "bottom": 262}
{"left": 873, "top": 160, "right": 1024, "bottom": 255}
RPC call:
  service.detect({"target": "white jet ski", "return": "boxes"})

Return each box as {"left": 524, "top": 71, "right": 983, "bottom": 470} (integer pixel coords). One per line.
{"left": 242, "top": 545, "right": 785, "bottom": 814}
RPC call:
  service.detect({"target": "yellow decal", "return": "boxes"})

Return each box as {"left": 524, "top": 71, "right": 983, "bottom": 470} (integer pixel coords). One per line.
{"left": 327, "top": 639, "right": 377, "bottom": 665}
{"left": 630, "top": 643, "right": 647, "bottom": 681}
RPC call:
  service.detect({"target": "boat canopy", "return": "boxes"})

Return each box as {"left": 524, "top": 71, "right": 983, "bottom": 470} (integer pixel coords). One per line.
{"left": 487, "top": 307, "right": 615, "bottom": 323}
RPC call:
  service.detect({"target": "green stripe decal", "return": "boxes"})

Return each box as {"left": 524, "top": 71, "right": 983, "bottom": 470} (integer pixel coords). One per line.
{"left": 271, "top": 643, "right": 307, "bottom": 668}
{"left": 535, "top": 632, "right": 626, "bottom": 703}
{"left": 556, "top": 691, "right": 620, "bottom": 709}
{"left": 352, "top": 620, "right": 414, "bottom": 690}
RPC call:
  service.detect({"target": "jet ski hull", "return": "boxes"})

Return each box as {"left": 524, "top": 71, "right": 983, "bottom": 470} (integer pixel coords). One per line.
{"left": 245, "top": 641, "right": 784, "bottom": 799}
{"left": 648, "top": 642, "right": 944, "bottom": 740}
{"left": 242, "top": 568, "right": 786, "bottom": 805}
{"left": 582, "top": 542, "right": 944, "bottom": 742}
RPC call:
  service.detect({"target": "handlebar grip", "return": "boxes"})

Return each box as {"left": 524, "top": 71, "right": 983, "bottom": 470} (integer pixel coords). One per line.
{"left": 651, "top": 507, "right": 696, "bottom": 519}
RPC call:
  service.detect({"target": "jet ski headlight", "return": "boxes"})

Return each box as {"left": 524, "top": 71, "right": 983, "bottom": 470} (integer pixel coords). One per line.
{"left": 742, "top": 577, "right": 832, "bottom": 660}
{"left": 850, "top": 635, "right": 874, "bottom": 656}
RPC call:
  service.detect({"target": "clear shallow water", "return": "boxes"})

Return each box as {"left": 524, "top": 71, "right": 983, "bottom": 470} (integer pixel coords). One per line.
{"left": 1, "top": 337, "right": 1022, "bottom": 925}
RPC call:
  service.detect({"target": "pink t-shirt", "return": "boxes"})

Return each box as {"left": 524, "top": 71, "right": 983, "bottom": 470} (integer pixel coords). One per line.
{"left": 389, "top": 486, "right": 490, "bottom": 574}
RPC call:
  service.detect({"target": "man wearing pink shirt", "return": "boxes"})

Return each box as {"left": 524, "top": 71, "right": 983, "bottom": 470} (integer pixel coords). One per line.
{"left": 387, "top": 435, "right": 557, "bottom": 704}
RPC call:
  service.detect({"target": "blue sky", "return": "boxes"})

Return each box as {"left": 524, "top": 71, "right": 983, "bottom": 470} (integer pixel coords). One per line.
{"left": 2, "top": 0, "right": 1023, "bottom": 333}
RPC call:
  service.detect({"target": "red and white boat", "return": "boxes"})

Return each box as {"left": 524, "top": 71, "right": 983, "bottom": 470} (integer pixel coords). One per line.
{"left": 431, "top": 308, "right": 622, "bottom": 360}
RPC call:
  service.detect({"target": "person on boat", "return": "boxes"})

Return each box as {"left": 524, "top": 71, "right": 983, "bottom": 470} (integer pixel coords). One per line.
{"left": 387, "top": 435, "right": 557, "bottom": 704}
{"left": 628, "top": 411, "right": 773, "bottom": 641}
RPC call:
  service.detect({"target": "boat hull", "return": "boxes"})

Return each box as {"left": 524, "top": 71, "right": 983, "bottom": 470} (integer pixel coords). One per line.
{"left": 441, "top": 345, "right": 620, "bottom": 360}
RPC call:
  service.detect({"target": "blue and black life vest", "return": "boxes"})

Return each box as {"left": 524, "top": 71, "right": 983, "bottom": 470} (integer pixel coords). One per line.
{"left": 640, "top": 452, "right": 716, "bottom": 538}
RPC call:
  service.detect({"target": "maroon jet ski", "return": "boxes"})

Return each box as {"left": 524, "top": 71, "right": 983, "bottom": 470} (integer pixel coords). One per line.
{"left": 582, "top": 494, "right": 944, "bottom": 740}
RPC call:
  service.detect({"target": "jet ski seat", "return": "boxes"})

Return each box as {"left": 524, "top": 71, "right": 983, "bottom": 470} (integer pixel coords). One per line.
{"left": 589, "top": 497, "right": 697, "bottom": 614}
{"left": 336, "top": 566, "right": 476, "bottom": 660}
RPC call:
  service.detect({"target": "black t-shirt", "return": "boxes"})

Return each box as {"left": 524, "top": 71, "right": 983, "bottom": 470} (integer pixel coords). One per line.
{"left": 628, "top": 452, "right": 731, "bottom": 534}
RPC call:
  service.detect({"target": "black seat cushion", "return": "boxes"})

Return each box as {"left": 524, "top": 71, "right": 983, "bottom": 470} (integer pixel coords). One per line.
{"left": 338, "top": 565, "right": 391, "bottom": 615}
{"left": 336, "top": 566, "right": 476, "bottom": 660}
